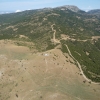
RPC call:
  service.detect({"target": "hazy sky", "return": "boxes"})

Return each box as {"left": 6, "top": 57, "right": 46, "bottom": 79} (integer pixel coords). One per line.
{"left": 0, "top": 0, "right": 100, "bottom": 12}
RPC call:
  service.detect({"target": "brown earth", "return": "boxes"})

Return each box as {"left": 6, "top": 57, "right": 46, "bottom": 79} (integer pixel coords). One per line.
{"left": 0, "top": 40, "right": 100, "bottom": 100}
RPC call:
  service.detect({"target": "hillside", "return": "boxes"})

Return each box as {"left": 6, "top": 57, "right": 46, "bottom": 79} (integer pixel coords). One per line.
{"left": 0, "top": 5, "right": 100, "bottom": 81}
{"left": 0, "top": 5, "right": 100, "bottom": 100}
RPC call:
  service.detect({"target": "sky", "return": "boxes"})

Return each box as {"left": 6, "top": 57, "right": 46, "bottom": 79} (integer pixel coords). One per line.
{"left": 0, "top": 0, "right": 100, "bottom": 13}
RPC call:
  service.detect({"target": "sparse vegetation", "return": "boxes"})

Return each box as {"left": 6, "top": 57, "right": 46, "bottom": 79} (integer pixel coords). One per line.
{"left": 63, "top": 40, "right": 100, "bottom": 82}
{"left": 0, "top": 5, "right": 100, "bottom": 100}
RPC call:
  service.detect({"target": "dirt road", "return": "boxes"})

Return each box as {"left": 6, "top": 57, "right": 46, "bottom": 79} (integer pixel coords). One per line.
{"left": 51, "top": 24, "right": 60, "bottom": 43}
{"left": 65, "top": 44, "right": 100, "bottom": 85}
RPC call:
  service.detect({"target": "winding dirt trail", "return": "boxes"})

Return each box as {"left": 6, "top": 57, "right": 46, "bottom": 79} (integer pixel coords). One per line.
{"left": 51, "top": 24, "right": 60, "bottom": 43}
{"left": 51, "top": 24, "right": 56, "bottom": 42}
{"left": 50, "top": 24, "right": 100, "bottom": 84}
{"left": 65, "top": 44, "right": 100, "bottom": 85}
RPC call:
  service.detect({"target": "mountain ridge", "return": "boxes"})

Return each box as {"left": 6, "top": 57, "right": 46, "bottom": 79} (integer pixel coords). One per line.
{"left": 1, "top": 5, "right": 100, "bottom": 15}
{"left": 56, "top": 5, "right": 81, "bottom": 12}
{"left": 87, "top": 9, "right": 100, "bottom": 17}
{"left": 0, "top": 5, "right": 88, "bottom": 15}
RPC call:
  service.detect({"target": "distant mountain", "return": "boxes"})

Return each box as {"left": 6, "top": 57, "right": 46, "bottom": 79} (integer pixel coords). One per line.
{"left": 87, "top": 9, "right": 100, "bottom": 16}
{"left": 56, "top": 5, "right": 81, "bottom": 12}
{"left": 0, "top": 11, "right": 14, "bottom": 14}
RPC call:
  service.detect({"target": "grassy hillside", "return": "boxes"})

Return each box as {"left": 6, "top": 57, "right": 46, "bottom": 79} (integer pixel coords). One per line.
{"left": 0, "top": 6, "right": 100, "bottom": 82}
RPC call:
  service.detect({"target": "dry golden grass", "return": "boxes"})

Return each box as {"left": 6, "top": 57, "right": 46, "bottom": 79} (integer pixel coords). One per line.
{"left": 0, "top": 40, "right": 100, "bottom": 100}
